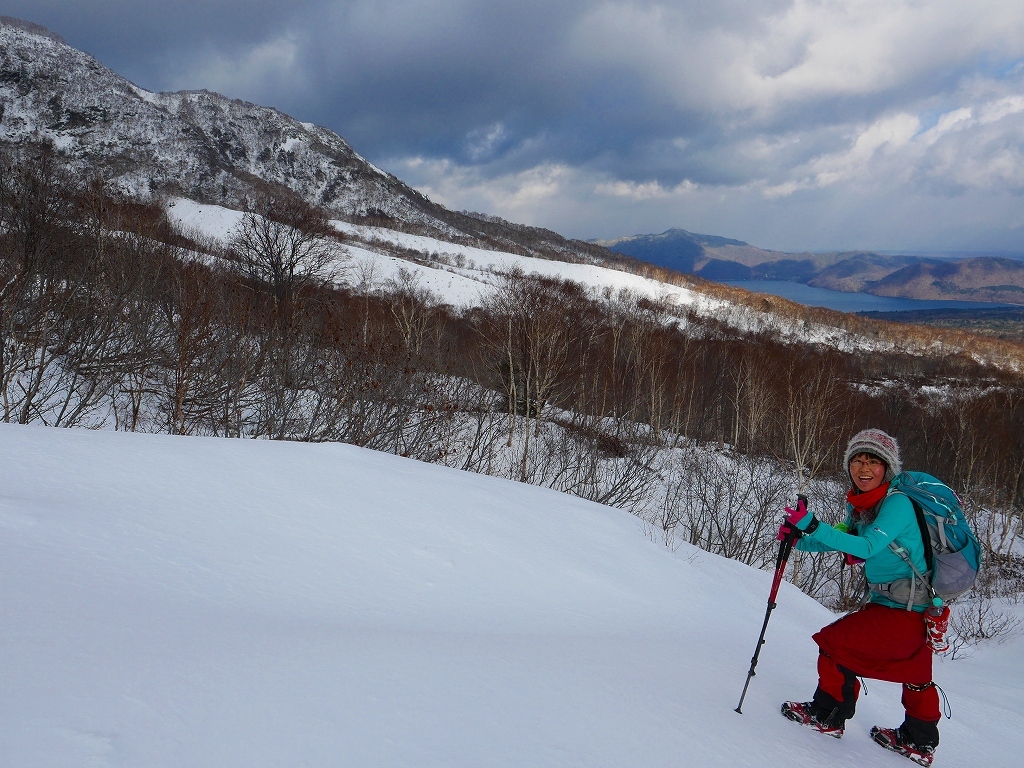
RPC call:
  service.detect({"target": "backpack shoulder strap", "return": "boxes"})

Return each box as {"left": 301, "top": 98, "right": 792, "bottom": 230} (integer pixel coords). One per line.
{"left": 887, "top": 488, "right": 934, "bottom": 573}
{"left": 908, "top": 497, "right": 934, "bottom": 573}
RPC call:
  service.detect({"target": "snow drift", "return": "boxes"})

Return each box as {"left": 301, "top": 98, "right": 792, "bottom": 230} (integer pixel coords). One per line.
{"left": 0, "top": 424, "right": 1020, "bottom": 766}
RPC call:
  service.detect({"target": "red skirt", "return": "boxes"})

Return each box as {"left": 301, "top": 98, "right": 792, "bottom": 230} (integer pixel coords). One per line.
{"left": 813, "top": 603, "right": 932, "bottom": 685}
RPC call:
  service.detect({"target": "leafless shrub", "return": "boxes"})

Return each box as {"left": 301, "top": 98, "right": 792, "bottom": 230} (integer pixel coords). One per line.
{"left": 948, "top": 596, "right": 1021, "bottom": 659}
{"left": 657, "top": 448, "right": 792, "bottom": 567}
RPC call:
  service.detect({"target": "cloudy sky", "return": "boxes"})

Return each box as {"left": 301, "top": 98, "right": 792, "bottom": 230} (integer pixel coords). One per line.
{"left": 8, "top": 1, "right": 1024, "bottom": 252}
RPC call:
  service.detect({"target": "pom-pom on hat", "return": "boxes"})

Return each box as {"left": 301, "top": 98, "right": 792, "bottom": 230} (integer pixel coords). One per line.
{"left": 844, "top": 428, "right": 902, "bottom": 482}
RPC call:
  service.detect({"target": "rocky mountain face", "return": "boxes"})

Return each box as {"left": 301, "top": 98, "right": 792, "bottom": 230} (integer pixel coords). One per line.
{"left": 0, "top": 19, "right": 439, "bottom": 222}
{"left": 0, "top": 17, "right": 618, "bottom": 264}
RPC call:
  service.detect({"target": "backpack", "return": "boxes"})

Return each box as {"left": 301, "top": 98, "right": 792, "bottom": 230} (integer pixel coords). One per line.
{"left": 883, "top": 471, "right": 982, "bottom": 607}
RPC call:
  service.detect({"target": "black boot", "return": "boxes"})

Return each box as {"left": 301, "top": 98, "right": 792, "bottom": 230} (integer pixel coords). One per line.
{"left": 900, "top": 716, "right": 940, "bottom": 749}
{"left": 870, "top": 719, "right": 939, "bottom": 767}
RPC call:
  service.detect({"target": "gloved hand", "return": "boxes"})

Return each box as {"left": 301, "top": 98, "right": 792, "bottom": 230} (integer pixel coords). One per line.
{"left": 776, "top": 520, "right": 801, "bottom": 541}
{"left": 776, "top": 497, "right": 812, "bottom": 540}
{"left": 786, "top": 497, "right": 813, "bottom": 528}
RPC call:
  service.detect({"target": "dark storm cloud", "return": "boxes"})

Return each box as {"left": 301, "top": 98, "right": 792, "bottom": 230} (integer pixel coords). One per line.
{"left": 2, "top": 1, "right": 297, "bottom": 68}
{"left": 8, "top": 2, "right": 1024, "bottom": 251}
{"left": 2, "top": 1, "right": 766, "bottom": 182}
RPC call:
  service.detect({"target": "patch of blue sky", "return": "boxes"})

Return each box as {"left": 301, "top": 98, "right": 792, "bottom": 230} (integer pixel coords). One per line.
{"left": 913, "top": 109, "right": 947, "bottom": 136}
{"left": 982, "top": 56, "right": 1024, "bottom": 80}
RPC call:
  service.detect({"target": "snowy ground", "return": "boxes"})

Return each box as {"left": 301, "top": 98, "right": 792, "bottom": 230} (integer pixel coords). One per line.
{"left": 168, "top": 198, "right": 726, "bottom": 313}
{"left": 1, "top": 424, "right": 1020, "bottom": 766}
{"left": 168, "top": 198, "right": 1001, "bottom": 361}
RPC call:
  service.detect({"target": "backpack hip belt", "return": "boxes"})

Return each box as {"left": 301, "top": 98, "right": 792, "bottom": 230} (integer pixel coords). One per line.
{"left": 868, "top": 569, "right": 934, "bottom": 610}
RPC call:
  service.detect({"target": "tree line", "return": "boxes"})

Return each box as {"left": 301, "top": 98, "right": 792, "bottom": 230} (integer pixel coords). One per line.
{"left": 3, "top": 142, "right": 1022, "bottom": 622}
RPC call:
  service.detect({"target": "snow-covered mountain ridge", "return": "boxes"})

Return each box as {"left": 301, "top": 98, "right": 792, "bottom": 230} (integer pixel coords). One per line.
{"left": 0, "top": 16, "right": 619, "bottom": 264}
{"left": 0, "top": 17, "right": 446, "bottom": 227}
{"left": 1, "top": 421, "right": 1020, "bottom": 766}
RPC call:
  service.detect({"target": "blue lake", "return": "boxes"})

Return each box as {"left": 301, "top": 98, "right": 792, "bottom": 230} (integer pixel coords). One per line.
{"left": 720, "top": 280, "right": 1014, "bottom": 313}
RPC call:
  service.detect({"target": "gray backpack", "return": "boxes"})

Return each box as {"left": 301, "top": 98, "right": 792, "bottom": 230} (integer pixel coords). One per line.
{"left": 867, "top": 472, "right": 981, "bottom": 609}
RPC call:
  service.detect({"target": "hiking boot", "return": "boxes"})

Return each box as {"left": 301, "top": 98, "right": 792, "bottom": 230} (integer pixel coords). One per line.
{"left": 871, "top": 726, "right": 936, "bottom": 766}
{"left": 781, "top": 701, "right": 844, "bottom": 738}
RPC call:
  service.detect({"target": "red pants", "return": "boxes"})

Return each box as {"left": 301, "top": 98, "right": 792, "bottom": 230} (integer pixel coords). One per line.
{"left": 813, "top": 603, "right": 940, "bottom": 723}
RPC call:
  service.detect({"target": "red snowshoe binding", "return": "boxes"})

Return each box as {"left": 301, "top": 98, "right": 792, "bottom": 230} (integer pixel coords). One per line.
{"left": 780, "top": 701, "right": 844, "bottom": 738}
{"left": 871, "top": 726, "right": 936, "bottom": 766}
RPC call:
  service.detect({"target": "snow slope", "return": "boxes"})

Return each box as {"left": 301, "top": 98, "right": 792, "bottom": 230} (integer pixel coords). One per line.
{"left": 0, "top": 424, "right": 1020, "bottom": 766}
{"left": 168, "top": 198, "right": 722, "bottom": 313}
{"left": 171, "top": 198, "right": 1013, "bottom": 363}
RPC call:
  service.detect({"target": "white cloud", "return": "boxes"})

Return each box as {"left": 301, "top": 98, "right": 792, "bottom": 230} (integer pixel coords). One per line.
{"left": 465, "top": 122, "right": 511, "bottom": 162}
{"left": 920, "top": 108, "right": 974, "bottom": 144}
{"left": 571, "top": 1, "right": 1024, "bottom": 119}
{"left": 167, "top": 32, "right": 306, "bottom": 103}
{"left": 979, "top": 95, "right": 1024, "bottom": 125}
{"left": 594, "top": 179, "right": 697, "bottom": 200}
{"left": 766, "top": 112, "right": 921, "bottom": 196}
{"left": 390, "top": 157, "right": 577, "bottom": 214}
{"left": 50, "top": 0, "right": 1024, "bottom": 251}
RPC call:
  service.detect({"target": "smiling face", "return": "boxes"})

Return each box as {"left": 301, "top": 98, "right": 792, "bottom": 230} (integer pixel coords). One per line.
{"left": 849, "top": 452, "right": 887, "bottom": 493}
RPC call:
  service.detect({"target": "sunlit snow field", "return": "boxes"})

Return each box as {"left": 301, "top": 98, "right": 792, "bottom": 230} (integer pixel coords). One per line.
{"left": 168, "top": 198, "right": 723, "bottom": 314}
{"left": 169, "top": 198, "right": 1020, "bottom": 364}
{"left": 0, "top": 423, "right": 1020, "bottom": 767}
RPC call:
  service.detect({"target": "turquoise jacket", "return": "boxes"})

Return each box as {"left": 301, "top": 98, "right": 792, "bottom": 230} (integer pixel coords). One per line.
{"left": 796, "top": 491, "right": 928, "bottom": 611}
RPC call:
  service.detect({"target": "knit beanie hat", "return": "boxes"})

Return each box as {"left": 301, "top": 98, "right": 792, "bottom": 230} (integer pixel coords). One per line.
{"left": 843, "top": 428, "right": 902, "bottom": 482}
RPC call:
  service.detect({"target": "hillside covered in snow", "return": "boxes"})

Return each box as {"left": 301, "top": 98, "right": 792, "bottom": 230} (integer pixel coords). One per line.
{"left": 168, "top": 197, "right": 1024, "bottom": 365}
{"left": 0, "top": 16, "right": 625, "bottom": 264}
{"left": 1, "top": 423, "right": 1021, "bottom": 767}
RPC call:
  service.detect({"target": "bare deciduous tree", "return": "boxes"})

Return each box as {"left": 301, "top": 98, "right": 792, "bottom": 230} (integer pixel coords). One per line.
{"left": 228, "top": 196, "right": 340, "bottom": 320}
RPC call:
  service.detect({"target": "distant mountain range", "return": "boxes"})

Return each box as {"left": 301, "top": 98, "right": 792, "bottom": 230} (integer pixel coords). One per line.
{"left": 595, "top": 229, "right": 1024, "bottom": 304}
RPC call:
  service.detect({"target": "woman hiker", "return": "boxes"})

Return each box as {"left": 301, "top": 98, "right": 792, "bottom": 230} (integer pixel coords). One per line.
{"left": 777, "top": 428, "right": 942, "bottom": 767}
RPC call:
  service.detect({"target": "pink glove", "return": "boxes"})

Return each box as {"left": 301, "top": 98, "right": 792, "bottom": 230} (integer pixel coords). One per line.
{"left": 776, "top": 521, "right": 800, "bottom": 541}
{"left": 776, "top": 498, "right": 810, "bottom": 541}
{"left": 844, "top": 553, "right": 865, "bottom": 566}
{"left": 783, "top": 499, "right": 810, "bottom": 527}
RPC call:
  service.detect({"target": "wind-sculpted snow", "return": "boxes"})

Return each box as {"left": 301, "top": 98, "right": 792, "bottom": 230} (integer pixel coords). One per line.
{"left": 0, "top": 423, "right": 1020, "bottom": 766}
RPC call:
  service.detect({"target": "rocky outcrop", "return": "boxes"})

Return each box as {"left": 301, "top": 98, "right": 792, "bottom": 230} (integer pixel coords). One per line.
{"left": 0, "top": 17, "right": 459, "bottom": 234}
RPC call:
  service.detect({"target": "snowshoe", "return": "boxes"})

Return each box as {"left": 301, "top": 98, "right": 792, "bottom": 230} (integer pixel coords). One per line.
{"left": 780, "top": 701, "right": 844, "bottom": 738}
{"left": 870, "top": 726, "right": 936, "bottom": 766}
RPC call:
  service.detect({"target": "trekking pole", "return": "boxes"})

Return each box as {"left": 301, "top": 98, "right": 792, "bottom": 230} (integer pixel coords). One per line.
{"left": 734, "top": 497, "right": 804, "bottom": 714}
